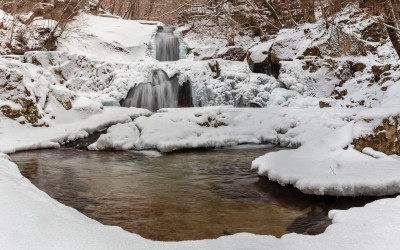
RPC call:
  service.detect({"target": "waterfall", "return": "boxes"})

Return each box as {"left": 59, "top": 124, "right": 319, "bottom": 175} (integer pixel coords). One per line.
{"left": 155, "top": 26, "right": 180, "bottom": 61}
{"left": 120, "top": 70, "right": 179, "bottom": 112}
{"left": 120, "top": 26, "right": 192, "bottom": 111}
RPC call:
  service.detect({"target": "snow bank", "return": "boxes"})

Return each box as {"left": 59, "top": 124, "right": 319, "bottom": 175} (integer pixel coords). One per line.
{"left": 252, "top": 117, "right": 400, "bottom": 196}
{"left": 88, "top": 122, "right": 140, "bottom": 150}
{"left": 1, "top": 152, "right": 400, "bottom": 249}
{"left": 0, "top": 107, "right": 151, "bottom": 154}
{"left": 57, "top": 13, "right": 158, "bottom": 62}
{"left": 129, "top": 106, "right": 351, "bottom": 152}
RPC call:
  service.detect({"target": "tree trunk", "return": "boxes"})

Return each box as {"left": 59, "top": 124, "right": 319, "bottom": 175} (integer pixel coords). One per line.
{"left": 259, "top": 0, "right": 283, "bottom": 28}
{"left": 382, "top": 0, "right": 400, "bottom": 58}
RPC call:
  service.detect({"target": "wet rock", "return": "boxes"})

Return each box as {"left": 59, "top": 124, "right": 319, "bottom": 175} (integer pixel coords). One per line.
{"left": 178, "top": 81, "right": 194, "bottom": 108}
{"left": 62, "top": 130, "right": 108, "bottom": 150}
{"left": 249, "top": 62, "right": 281, "bottom": 79}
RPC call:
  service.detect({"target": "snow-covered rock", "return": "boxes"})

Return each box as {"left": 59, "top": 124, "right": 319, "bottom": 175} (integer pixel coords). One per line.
{"left": 22, "top": 51, "right": 288, "bottom": 108}
{"left": 252, "top": 122, "right": 400, "bottom": 196}
{"left": 88, "top": 122, "right": 140, "bottom": 150}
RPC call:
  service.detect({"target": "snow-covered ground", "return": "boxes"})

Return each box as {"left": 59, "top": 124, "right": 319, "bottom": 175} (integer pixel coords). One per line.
{"left": 1, "top": 4, "right": 400, "bottom": 249}
{"left": 57, "top": 13, "right": 159, "bottom": 62}
{"left": 0, "top": 106, "right": 150, "bottom": 154}
{"left": 1, "top": 152, "right": 400, "bottom": 249}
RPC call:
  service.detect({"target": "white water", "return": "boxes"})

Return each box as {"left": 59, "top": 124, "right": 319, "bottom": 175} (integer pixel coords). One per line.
{"left": 156, "top": 26, "right": 180, "bottom": 61}
{"left": 121, "top": 70, "right": 178, "bottom": 111}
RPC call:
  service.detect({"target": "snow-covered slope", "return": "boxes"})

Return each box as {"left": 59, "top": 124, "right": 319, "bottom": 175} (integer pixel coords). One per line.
{"left": 57, "top": 13, "right": 158, "bottom": 62}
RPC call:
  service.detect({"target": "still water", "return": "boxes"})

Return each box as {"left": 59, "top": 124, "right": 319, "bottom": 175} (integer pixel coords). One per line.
{"left": 10, "top": 145, "right": 383, "bottom": 241}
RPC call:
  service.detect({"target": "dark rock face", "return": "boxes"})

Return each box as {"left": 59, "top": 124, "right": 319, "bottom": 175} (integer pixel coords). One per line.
{"left": 217, "top": 46, "right": 247, "bottom": 61}
{"left": 250, "top": 62, "right": 281, "bottom": 79}
{"left": 178, "top": 81, "right": 194, "bottom": 108}
{"left": 62, "top": 130, "right": 107, "bottom": 150}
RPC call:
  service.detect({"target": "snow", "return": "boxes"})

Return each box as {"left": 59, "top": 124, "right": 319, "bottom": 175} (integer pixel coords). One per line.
{"left": 248, "top": 41, "right": 273, "bottom": 63}
{"left": 252, "top": 119, "right": 400, "bottom": 196}
{"left": 2, "top": 152, "right": 400, "bottom": 249}
{"left": 22, "top": 51, "right": 284, "bottom": 108}
{"left": 57, "top": 13, "right": 158, "bottom": 62}
{"left": 0, "top": 3, "right": 400, "bottom": 249}
{"left": 0, "top": 107, "right": 151, "bottom": 154}
{"left": 88, "top": 122, "right": 140, "bottom": 150}
{"left": 83, "top": 106, "right": 350, "bottom": 152}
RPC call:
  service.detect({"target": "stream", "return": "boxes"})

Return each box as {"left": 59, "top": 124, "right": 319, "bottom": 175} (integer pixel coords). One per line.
{"left": 10, "top": 145, "right": 385, "bottom": 241}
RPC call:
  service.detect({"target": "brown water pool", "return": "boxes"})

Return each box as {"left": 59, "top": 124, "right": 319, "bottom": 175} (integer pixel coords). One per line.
{"left": 10, "top": 145, "right": 386, "bottom": 241}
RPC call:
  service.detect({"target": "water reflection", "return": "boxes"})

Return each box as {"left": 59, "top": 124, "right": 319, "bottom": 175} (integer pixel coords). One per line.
{"left": 10, "top": 147, "right": 390, "bottom": 241}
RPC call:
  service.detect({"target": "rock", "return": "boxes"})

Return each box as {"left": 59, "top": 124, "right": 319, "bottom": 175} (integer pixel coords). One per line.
{"left": 302, "top": 60, "right": 320, "bottom": 73}
{"left": 178, "top": 81, "right": 194, "bottom": 108}
{"left": 319, "top": 101, "right": 331, "bottom": 108}
{"left": 192, "top": 47, "right": 218, "bottom": 60}
{"left": 0, "top": 67, "right": 44, "bottom": 125}
{"left": 249, "top": 62, "right": 281, "bottom": 79}
{"left": 325, "top": 26, "right": 368, "bottom": 57}
{"left": 198, "top": 117, "right": 227, "bottom": 128}
{"left": 217, "top": 46, "right": 247, "bottom": 61}
{"left": 351, "top": 62, "right": 366, "bottom": 73}
{"left": 353, "top": 115, "right": 400, "bottom": 155}
{"left": 372, "top": 65, "right": 391, "bottom": 82}
{"left": 208, "top": 60, "right": 221, "bottom": 79}
{"left": 361, "top": 23, "right": 388, "bottom": 43}
{"left": 303, "top": 46, "right": 322, "bottom": 58}
{"left": 0, "top": 99, "right": 42, "bottom": 125}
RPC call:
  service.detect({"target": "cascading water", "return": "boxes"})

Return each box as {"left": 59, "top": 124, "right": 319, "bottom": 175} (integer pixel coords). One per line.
{"left": 120, "top": 70, "right": 179, "bottom": 112}
{"left": 120, "top": 26, "right": 193, "bottom": 111}
{"left": 155, "top": 26, "right": 180, "bottom": 61}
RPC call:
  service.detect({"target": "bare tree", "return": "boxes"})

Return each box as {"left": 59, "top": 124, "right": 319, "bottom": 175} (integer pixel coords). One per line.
{"left": 380, "top": 0, "right": 400, "bottom": 57}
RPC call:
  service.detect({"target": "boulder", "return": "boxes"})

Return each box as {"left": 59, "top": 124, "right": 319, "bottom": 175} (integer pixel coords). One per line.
{"left": 372, "top": 65, "right": 391, "bottom": 82}
{"left": 351, "top": 62, "right": 366, "bottom": 73}
{"left": 353, "top": 115, "right": 400, "bottom": 155}
{"left": 217, "top": 46, "right": 247, "bottom": 61}
{"left": 361, "top": 23, "right": 388, "bottom": 43}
